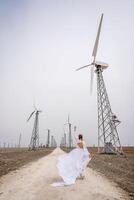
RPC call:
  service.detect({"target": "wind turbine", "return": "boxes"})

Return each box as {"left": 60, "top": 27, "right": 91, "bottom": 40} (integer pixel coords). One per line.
{"left": 64, "top": 114, "right": 72, "bottom": 148}
{"left": 60, "top": 127, "right": 67, "bottom": 147}
{"left": 18, "top": 133, "right": 22, "bottom": 148}
{"left": 76, "top": 14, "right": 123, "bottom": 154}
{"left": 27, "top": 107, "right": 42, "bottom": 150}
{"left": 53, "top": 137, "right": 57, "bottom": 147}
{"left": 63, "top": 127, "right": 67, "bottom": 147}
{"left": 51, "top": 135, "right": 54, "bottom": 147}
{"left": 46, "top": 129, "right": 50, "bottom": 148}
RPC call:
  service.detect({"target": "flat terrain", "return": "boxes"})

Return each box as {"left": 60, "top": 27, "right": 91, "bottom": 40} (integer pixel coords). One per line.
{"left": 88, "top": 148, "right": 134, "bottom": 200}
{"left": 0, "top": 147, "right": 133, "bottom": 199}
{"left": 0, "top": 148, "right": 128, "bottom": 200}
{"left": 0, "top": 148, "right": 54, "bottom": 177}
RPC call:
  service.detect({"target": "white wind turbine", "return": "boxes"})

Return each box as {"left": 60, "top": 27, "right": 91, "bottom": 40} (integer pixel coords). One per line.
{"left": 76, "top": 14, "right": 123, "bottom": 154}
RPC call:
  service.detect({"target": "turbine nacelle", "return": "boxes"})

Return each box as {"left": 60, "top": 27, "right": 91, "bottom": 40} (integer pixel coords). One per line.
{"left": 27, "top": 109, "right": 42, "bottom": 122}
{"left": 36, "top": 110, "right": 42, "bottom": 114}
{"left": 95, "top": 61, "right": 109, "bottom": 69}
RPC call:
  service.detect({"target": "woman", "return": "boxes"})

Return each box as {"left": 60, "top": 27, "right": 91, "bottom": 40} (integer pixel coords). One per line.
{"left": 52, "top": 134, "right": 91, "bottom": 186}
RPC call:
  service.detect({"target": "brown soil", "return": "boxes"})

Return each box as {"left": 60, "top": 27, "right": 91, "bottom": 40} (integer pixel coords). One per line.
{"left": 0, "top": 147, "right": 134, "bottom": 199}
{"left": 0, "top": 148, "right": 54, "bottom": 177}
{"left": 0, "top": 148, "right": 128, "bottom": 200}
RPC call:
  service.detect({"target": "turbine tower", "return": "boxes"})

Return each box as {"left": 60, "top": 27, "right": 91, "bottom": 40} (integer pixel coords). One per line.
{"left": 60, "top": 128, "right": 67, "bottom": 147}
{"left": 64, "top": 114, "right": 72, "bottom": 148}
{"left": 27, "top": 108, "right": 41, "bottom": 150}
{"left": 53, "top": 137, "right": 57, "bottom": 147}
{"left": 46, "top": 129, "right": 50, "bottom": 147}
{"left": 63, "top": 128, "right": 67, "bottom": 147}
{"left": 76, "top": 14, "right": 123, "bottom": 154}
{"left": 18, "top": 133, "right": 22, "bottom": 148}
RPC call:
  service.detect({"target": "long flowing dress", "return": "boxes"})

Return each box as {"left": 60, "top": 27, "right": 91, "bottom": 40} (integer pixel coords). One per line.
{"left": 54, "top": 139, "right": 91, "bottom": 186}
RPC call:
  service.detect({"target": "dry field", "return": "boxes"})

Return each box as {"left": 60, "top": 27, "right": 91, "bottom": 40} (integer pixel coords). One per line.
{"left": 0, "top": 147, "right": 133, "bottom": 199}
{"left": 89, "top": 147, "right": 134, "bottom": 200}
{"left": 0, "top": 147, "right": 54, "bottom": 177}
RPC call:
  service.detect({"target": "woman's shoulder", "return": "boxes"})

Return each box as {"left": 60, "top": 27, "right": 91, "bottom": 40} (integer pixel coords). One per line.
{"left": 77, "top": 139, "right": 86, "bottom": 144}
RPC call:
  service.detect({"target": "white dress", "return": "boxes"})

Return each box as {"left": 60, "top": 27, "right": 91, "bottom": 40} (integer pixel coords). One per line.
{"left": 54, "top": 139, "right": 91, "bottom": 186}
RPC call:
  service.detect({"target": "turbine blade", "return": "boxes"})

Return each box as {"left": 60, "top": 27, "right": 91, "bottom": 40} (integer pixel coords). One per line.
{"left": 76, "top": 64, "right": 92, "bottom": 71}
{"left": 92, "top": 13, "right": 103, "bottom": 61}
{"left": 90, "top": 65, "right": 95, "bottom": 95}
{"left": 27, "top": 111, "right": 35, "bottom": 122}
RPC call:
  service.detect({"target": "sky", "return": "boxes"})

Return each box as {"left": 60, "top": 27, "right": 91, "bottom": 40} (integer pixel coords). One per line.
{"left": 0, "top": 0, "right": 134, "bottom": 147}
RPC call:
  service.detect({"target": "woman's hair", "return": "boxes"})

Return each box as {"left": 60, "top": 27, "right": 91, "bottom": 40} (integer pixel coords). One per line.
{"left": 78, "top": 134, "right": 83, "bottom": 140}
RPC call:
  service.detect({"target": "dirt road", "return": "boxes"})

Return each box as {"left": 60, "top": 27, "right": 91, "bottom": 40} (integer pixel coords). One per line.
{"left": 0, "top": 148, "right": 128, "bottom": 200}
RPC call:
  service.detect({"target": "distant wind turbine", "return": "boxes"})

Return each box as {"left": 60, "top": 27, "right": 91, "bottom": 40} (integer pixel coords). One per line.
{"left": 27, "top": 107, "right": 42, "bottom": 150}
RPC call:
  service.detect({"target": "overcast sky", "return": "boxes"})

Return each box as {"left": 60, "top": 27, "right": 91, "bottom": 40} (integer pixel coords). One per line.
{"left": 0, "top": 0, "right": 134, "bottom": 147}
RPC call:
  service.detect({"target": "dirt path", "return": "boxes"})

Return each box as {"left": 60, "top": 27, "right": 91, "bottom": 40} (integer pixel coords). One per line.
{"left": 0, "top": 148, "right": 128, "bottom": 200}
